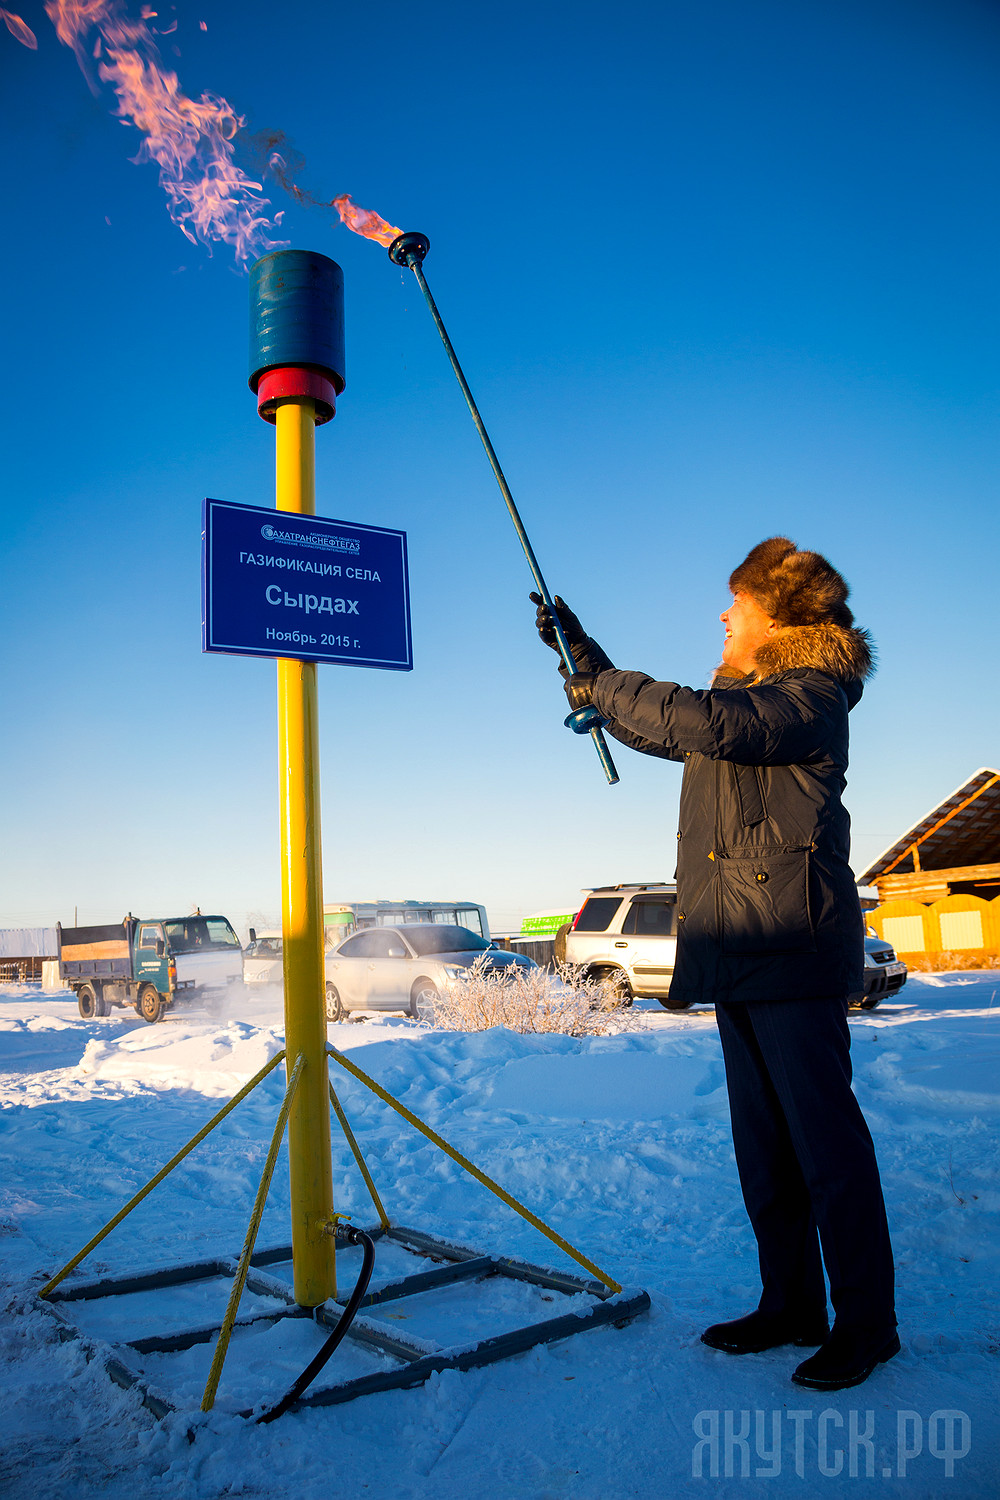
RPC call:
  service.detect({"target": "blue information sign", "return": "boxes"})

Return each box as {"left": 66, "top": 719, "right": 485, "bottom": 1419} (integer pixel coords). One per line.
{"left": 202, "top": 498, "right": 412, "bottom": 671}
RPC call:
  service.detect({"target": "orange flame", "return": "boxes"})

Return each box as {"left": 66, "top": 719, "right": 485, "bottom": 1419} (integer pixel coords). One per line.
{"left": 45, "top": 1, "right": 285, "bottom": 264}
{"left": 2, "top": 8, "right": 37, "bottom": 46}
{"left": 333, "top": 194, "right": 402, "bottom": 250}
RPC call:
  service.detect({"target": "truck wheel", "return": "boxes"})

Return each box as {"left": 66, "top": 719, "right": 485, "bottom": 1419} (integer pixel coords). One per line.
{"left": 138, "top": 984, "right": 164, "bottom": 1023}
{"left": 77, "top": 985, "right": 99, "bottom": 1020}
{"left": 325, "top": 984, "right": 344, "bottom": 1022}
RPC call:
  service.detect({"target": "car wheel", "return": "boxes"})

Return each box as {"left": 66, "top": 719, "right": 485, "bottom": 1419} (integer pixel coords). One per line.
{"left": 608, "top": 970, "right": 634, "bottom": 1006}
{"left": 77, "top": 985, "right": 99, "bottom": 1020}
{"left": 590, "top": 967, "right": 633, "bottom": 1006}
{"left": 325, "top": 984, "right": 344, "bottom": 1022}
{"left": 410, "top": 980, "right": 439, "bottom": 1024}
{"left": 657, "top": 995, "right": 692, "bottom": 1011}
{"left": 859, "top": 994, "right": 882, "bottom": 1010}
{"left": 138, "top": 984, "right": 164, "bottom": 1024}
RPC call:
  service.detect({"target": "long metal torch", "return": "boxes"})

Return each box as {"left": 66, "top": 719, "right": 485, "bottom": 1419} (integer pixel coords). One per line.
{"left": 388, "top": 231, "right": 619, "bottom": 786}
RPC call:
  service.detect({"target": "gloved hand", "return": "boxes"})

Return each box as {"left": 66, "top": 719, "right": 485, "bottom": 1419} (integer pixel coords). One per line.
{"left": 530, "top": 592, "right": 588, "bottom": 655}
{"left": 564, "top": 673, "right": 598, "bottom": 710}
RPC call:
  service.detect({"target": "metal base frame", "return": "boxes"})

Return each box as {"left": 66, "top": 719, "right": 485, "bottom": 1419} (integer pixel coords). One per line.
{"left": 38, "top": 1225, "right": 650, "bottom": 1419}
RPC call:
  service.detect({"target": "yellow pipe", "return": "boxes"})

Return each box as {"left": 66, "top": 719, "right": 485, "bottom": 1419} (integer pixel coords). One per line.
{"left": 329, "top": 1079, "right": 391, "bottom": 1232}
{"left": 201, "top": 1053, "right": 305, "bottom": 1412}
{"left": 275, "top": 398, "right": 336, "bottom": 1308}
{"left": 39, "top": 1051, "right": 287, "bottom": 1299}
{"left": 327, "top": 1045, "right": 621, "bottom": 1294}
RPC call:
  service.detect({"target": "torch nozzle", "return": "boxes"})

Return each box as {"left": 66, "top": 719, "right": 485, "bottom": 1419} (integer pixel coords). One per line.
{"left": 388, "top": 231, "right": 430, "bottom": 268}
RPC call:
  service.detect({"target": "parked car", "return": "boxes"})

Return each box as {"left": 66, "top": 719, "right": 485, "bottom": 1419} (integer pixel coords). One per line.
{"left": 563, "top": 884, "right": 682, "bottom": 1008}
{"left": 849, "top": 932, "right": 908, "bottom": 1010}
{"left": 324, "top": 924, "right": 537, "bottom": 1021}
{"left": 565, "top": 886, "right": 907, "bottom": 1012}
{"left": 242, "top": 931, "right": 283, "bottom": 985}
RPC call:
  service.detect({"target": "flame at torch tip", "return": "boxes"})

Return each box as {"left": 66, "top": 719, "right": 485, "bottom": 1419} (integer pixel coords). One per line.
{"left": 255, "top": 141, "right": 403, "bottom": 251}
{"left": 44, "top": 0, "right": 285, "bottom": 264}
{"left": 333, "top": 194, "right": 402, "bottom": 249}
{"left": 2, "top": 8, "right": 37, "bottom": 46}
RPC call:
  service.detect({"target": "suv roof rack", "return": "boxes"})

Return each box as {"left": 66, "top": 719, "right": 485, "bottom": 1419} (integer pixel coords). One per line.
{"left": 586, "top": 882, "right": 673, "bottom": 893}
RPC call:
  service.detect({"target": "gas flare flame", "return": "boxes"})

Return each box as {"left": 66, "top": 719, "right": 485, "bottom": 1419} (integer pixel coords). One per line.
{"left": 332, "top": 194, "right": 402, "bottom": 249}
{"left": 44, "top": 1, "right": 285, "bottom": 263}
{"left": 13, "top": 5, "right": 400, "bottom": 262}
{"left": 1, "top": 8, "right": 37, "bottom": 46}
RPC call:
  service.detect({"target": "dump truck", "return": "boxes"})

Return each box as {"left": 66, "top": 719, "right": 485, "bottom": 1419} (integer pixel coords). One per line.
{"left": 58, "top": 914, "right": 243, "bottom": 1023}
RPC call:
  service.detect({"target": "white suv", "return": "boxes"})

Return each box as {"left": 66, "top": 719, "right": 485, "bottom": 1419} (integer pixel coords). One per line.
{"left": 564, "top": 884, "right": 686, "bottom": 1009}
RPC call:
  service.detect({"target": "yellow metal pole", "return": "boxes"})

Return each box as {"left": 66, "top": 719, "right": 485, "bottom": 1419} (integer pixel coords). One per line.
{"left": 275, "top": 397, "right": 336, "bottom": 1308}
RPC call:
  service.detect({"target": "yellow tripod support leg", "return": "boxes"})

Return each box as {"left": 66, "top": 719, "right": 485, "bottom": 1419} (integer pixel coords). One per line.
{"left": 328, "top": 1044, "right": 621, "bottom": 1294}
{"left": 38, "top": 1051, "right": 287, "bottom": 1299}
{"left": 201, "top": 1054, "right": 305, "bottom": 1412}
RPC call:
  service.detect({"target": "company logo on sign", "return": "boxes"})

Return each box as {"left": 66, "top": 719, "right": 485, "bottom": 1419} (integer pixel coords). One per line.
{"left": 260, "top": 524, "right": 360, "bottom": 555}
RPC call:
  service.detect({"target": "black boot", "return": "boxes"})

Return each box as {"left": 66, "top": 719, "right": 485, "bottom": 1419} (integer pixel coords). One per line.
{"left": 701, "top": 1309, "right": 830, "bottom": 1355}
{"left": 792, "top": 1327, "right": 900, "bottom": 1390}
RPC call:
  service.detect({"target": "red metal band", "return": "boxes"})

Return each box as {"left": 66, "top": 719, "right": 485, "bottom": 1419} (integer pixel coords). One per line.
{"left": 256, "top": 366, "right": 337, "bottom": 425}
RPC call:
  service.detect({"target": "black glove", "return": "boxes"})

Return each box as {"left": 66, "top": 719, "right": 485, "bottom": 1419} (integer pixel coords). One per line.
{"left": 530, "top": 592, "right": 589, "bottom": 655}
{"left": 564, "top": 673, "right": 598, "bottom": 710}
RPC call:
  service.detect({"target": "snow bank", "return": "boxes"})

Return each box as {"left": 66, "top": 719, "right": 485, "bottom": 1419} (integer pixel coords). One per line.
{"left": 487, "top": 1043, "right": 728, "bottom": 1120}
{"left": 75, "top": 1020, "right": 284, "bottom": 1098}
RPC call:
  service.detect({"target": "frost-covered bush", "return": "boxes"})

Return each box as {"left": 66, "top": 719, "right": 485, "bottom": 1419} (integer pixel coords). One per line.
{"left": 422, "top": 957, "right": 632, "bottom": 1036}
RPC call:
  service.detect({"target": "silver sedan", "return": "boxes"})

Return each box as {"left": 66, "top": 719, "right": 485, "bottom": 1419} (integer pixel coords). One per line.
{"left": 324, "top": 924, "right": 535, "bottom": 1021}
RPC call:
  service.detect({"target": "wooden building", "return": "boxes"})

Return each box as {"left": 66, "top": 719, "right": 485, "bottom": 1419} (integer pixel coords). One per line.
{"left": 860, "top": 767, "right": 1000, "bottom": 964}
{"left": 0, "top": 927, "right": 59, "bottom": 984}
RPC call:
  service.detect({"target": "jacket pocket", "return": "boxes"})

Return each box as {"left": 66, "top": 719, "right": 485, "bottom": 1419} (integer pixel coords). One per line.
{"left": 731, "top": 763, "right": 766, "bottom": 826}
{"left": 718, "top": 845, "right": 816, "bottom": 955}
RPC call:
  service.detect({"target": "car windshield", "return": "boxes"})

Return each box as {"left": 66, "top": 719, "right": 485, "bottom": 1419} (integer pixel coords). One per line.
{"left": 164, "top": 918, "right": 240, "bottom": 953}
{"left": 398, "top": 925, "right": 489, "bottom": 956}
{"left": 250, "top": 938, "right": 282, "bottom": 957}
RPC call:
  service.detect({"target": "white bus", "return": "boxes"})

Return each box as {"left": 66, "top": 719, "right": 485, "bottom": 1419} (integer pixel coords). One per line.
{"left": 323, "top": 900, "right": 490, "bottom": 946}
{"left": 245, "top": 903, "right": 491, "bottom": 983}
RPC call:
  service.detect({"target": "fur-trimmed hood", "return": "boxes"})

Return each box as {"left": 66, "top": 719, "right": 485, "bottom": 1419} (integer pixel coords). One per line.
{"left": 713, "top": 622, "right": 875, "bottom": 687}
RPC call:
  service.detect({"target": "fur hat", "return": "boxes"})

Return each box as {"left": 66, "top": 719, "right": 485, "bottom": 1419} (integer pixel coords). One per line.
{"left": 728, "top": 537, "right": 855, "bottom": 628}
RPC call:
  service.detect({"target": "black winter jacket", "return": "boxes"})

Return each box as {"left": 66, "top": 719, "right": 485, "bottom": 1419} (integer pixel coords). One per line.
{"left": 579, "top": 623, "right": 873, "bottom": 1006}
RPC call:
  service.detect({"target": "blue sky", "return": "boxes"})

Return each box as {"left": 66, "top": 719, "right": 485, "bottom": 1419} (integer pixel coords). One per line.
{"left": 2, "top": 0, "right": 998, "bottom": 935}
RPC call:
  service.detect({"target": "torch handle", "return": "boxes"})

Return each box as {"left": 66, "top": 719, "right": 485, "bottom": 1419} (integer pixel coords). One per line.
{"left": 406, "top": 258, "right": 619, "bottom": 786}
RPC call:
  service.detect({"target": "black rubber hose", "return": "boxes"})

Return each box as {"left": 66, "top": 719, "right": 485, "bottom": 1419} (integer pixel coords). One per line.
{"left": 256, "top": 1225, "right": 376, "bottom": 1424}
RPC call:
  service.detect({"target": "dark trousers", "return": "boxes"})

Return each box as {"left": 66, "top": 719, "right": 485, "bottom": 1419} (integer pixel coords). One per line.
{"left": 715, "top": 996, "right": 895, "bottom": 1336}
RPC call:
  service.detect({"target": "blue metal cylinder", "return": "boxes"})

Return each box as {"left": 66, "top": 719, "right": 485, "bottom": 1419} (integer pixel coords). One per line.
{"left": 249, "top": 250, "right": 346, "bottom": 395}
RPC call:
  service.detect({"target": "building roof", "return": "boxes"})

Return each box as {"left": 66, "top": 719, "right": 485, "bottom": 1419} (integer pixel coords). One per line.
{"left": 859, "top": 767, "right": 1000, "bottom": 884}
{"left": 0, "top": 928, "right": 58, "bottom": 960}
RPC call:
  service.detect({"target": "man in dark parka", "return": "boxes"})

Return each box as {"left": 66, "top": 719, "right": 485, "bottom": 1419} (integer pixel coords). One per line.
{"left": 533, "top": 537, "right": 898, "bottom": 1391}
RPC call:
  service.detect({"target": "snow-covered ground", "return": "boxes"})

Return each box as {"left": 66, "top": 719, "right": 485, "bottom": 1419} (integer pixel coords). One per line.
{"left": 1, "top": 976, "right": 997, "bottom": 1498}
